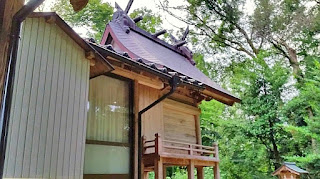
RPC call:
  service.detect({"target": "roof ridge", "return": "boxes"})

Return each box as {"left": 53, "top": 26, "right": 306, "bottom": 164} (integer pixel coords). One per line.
{"left": 107, "top": 5, "right": 196, "bottom": 65}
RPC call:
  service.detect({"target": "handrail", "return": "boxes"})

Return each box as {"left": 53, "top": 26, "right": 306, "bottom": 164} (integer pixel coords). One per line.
{"left": 163, "top": 139, "right": 215, "bottom": 150}
{"left": 144, "top": 140, "right": 155, "bottom": 143}
{"left": 142, "top": 133, "right": 219, "bottom": 159}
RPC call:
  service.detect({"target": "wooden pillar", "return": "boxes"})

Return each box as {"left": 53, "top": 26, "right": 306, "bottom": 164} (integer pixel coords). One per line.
{"left": 197, "top": 167, "right": 204, "bottom": 179}
{"left": 163, "top": 165, "right": 167, "bottom": 178}
{"left": 155, "top": 133, "right": 162, "bottom": 155}
{"left": 0, "top": 0, "right": 24, "bottom": 107}
{"left": 214, "top": 163, "right": 220, "bottom": 179}
{"left": 187, "top": 160, "right": 195, "bottom": 179}
{"left": 213, "top": 143, "right": 220, "bottom": 179}
{"left": 143, "top": 172, "right": 149, "bottom": 179}
{"left": 154, "top": 158, "right": 163, "bottom": 179}
{"left": 134, "top": 80, "right": 139, "bottom": 179}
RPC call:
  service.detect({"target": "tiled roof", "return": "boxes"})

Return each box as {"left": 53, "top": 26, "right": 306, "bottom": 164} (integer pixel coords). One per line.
{"left": 98, "top": 6, "right": 240, "bottom": 104}
{"left": 89, "top": 42, "right": 205, "bottom": 89}
{"left": 284, "top": 162, "right": 308, "bottom": 174}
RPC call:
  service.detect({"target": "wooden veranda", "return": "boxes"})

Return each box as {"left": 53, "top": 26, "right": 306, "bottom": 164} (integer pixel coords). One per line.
{"left": 142, "top": 134, "right": 220, "bottom": 179}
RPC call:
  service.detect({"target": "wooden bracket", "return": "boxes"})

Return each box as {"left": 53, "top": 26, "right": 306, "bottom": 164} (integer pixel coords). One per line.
{"left": 45, "top": 16, "right": 56, "bottom": 24}
{"left": 85, "top": 51, "right": 96, "bottom": 66}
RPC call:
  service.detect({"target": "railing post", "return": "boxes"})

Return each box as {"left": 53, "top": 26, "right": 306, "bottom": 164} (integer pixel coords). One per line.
{"left": 190, "top": 144, "right": 193, "bottom": 156}
{"left": 213, "top": 142, "right": 220, "bottom": 179}
{"left": 154, "top": 133, "right": 163, "bottom": 179}
{"left": 213, "top": 142, "right": 219, "bottom": 160}
{"left": 155, "top": 133, "right": 162, "bottom": 155}
{"left": 142, "top": 135, "right": 146, "bottom": 155}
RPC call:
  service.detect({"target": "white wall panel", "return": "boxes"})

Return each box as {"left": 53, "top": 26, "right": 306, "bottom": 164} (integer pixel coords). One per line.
{"left": 3, "top": 17, "right": 90, "bottom": 179}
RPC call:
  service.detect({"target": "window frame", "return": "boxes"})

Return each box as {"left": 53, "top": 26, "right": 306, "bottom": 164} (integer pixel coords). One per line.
{"left": 85, "top": 73, "right": 134, "bottom": 179}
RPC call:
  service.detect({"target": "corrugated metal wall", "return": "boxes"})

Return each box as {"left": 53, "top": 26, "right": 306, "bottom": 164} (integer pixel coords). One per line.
{"left": 3, "top": 17, "right": 90, "bottom": 179}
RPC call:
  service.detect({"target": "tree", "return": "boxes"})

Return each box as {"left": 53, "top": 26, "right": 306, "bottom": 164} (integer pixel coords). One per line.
{"left": 283, "top": 35, "right": 320, "bottom": 177}
{"left": 130, "top": 7, "right": 163, "bottom": 34}
{"left": 52, "top": 0, "right": 114, "bottom": 41}
{"left": 161, "top": 0, "right": 320, "bottom": 174}
{"left": 161, "top": 0, "right": 318, "bottom": 81}
{"left": 52, "top": 1, "right": 164, "bottom": 42}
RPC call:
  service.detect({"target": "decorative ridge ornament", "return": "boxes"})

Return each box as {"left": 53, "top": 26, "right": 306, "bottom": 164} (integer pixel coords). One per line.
{"left": 124, "top": 0, "right": 134, "bottom": 14}
{"left": 110, "top": 2, "right": 195, "bottom": 65}
{"left": 170, "top": 26, "right": 195, "bottom": 65}
{"left": 112, "top": 2, "right": 135, "bottom": 33}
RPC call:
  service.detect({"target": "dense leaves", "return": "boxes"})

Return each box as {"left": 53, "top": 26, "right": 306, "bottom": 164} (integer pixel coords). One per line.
{"left": 51, "top": 0, "right": 320, "bottom": 178}
{"left": 52, "top": 0, "right": 114, "bottom": 41}
{"left": 161, "top": 0, "right": 320, "bottom": 178}
{"left": 52, "top": 1, "right": 164, "bottom": 42}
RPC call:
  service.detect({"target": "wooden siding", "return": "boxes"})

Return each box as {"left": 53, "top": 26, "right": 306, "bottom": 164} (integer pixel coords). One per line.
{"left": 3, "top": 17, "right": 90, "bottom": 179}
{"left": 163, "top": 99, "right": 200, "bottom": 144}
{"left": 139, "top": 84, "right": 163, "bottom": 141}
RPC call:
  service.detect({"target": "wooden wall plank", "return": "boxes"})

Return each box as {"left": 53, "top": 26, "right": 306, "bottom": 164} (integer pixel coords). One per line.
{"left": 25, "top": 17, "right": 45, "bottom": 177}
{"left": 68, "top": 42, "right": 81, "bottom": 178}
{"left": 72, "top": 46, "right": 83, "bottom": 179}
{"left": 139, "top": 84, "right": 163, "bottom": 142}
{"left": 3, "top": 18, "right": 28, "bottom": 177}
{"left": 59, "top": 30, "right": 73, "bottom": 178}
{"left": 15, "top": 18, "right": 39, "bottom": 177}
{"left": 163, "top": 100, "right": 198, "bottom": 144}
{"left": 43, "top": 23, "right": 60, "bottom": 178}
{"left": 50, "top": 23, "right": 67, "bottom": 178}
{"left": 3, "top": 17, "right": 90, "bottom": 179}
{"left": 79, "top": 49, "right": 90, "bottom": 177}
{"left": 36, "top": 18, "right": 53, "bottom": 177}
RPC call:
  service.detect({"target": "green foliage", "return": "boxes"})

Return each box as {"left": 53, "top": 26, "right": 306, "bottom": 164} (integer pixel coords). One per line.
{"left": 50, "top": 0, "right": 320, "bottom": 178}
{"left": 52, "top": 0, "right": 114, "bottom": 41}
{"left": 284, "top": 60, "right": 320, "bottom": 177}
{"left": 52, "top": 1, "right": 164, "bottom": 42}
{"left": 129, "top": 8, "right": 163, "bottom": 34}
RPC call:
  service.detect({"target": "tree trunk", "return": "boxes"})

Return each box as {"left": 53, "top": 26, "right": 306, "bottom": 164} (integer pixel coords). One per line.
{"left": 0, "top": 0, "right": 24, "bottom": 105}
{"left": 308, "top": 107, "right": 319, "bottom": 154}
{"left": 269, "top": 119, "right": 281, "bottom": 169}
{"left": 279, "top": 41, "right": 304, "bottom": 83}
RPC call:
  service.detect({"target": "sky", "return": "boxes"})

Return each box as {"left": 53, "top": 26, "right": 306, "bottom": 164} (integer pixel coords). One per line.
{"left": 42, "top": 0, "right": 190, "bottom": 36}
{"left": 42, "top": 0, "right": 256, "bottom": 37}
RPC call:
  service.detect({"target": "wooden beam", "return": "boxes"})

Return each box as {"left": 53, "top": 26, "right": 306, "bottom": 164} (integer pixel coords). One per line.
{"left": 45, "top": 15, "right": 56, "bottom": 24}
{"left": 163, "top": 99, "right": 200, "bottom": 116}
{"left": 85, "top": 140, "right": 129, "bottom": 147}
{"left": 197, "top": 167, "right": 204, "bottom": 179}
{"left": 195, "top": 115, "right": 202, "bottom": 145}
{"left": 187, "top": 160, "right": 195, "bottom": 179}
{"left": 202, "top": 89, "right": 236, "bottom": 106}
{"left": 154, "top": 158, "right": 163, "bottom": 179}
{"left": 85, "top": 51, "right": 96, "bottom": 66}
{"left": 112, "top": 66, "right": 164, "bottom": 89}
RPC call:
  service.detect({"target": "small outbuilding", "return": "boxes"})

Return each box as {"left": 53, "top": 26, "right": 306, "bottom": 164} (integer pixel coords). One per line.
{"left": 272, "top": 162, "right": 308, "bottom": 179}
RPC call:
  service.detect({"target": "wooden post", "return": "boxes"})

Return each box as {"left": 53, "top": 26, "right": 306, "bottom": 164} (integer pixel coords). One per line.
{"left": 0, "top": 0, "right": 24, "bottom": 109}
{"left": 143, "top": 172, "right": 149, "bottom": 179}
{"left": 154, "top": 158, "right": 163, "bottom": 179}
{"left": 213, "top": 143, "right": 220, "bottom": 179}
{"left": 163, "top": 165, "right": 167, "bottom": 179}
{"left": 134, "top": 80, "right": 139, "bottom": 179}
{"left": 187, "top": 160, "right": 195, "bottom": 179}
{"left": 155, "top": 133, "right": 162, "bottom": 155}
{"left": 197, "top": 167, "right": 204, "bottom": 179}
{"left": 142, "top": 135, "right": 146, "bottom": 155}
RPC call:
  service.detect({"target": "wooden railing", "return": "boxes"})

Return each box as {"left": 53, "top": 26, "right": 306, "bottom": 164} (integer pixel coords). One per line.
{"left": 142, "top": 133, "right": 219, "bottom": 160}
